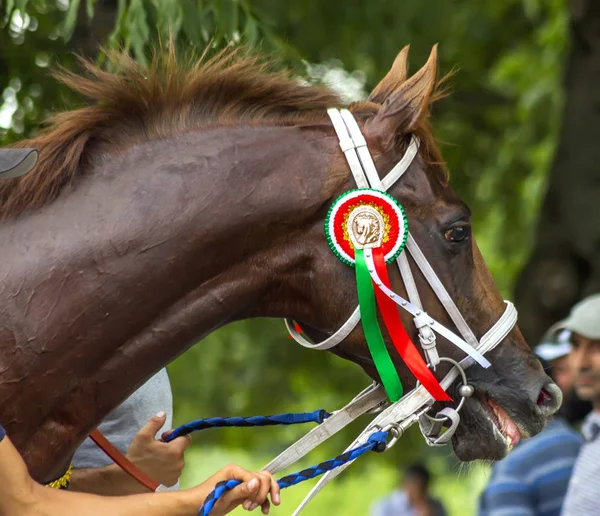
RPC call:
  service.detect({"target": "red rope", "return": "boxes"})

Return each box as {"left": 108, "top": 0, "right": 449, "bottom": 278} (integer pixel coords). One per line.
{"left": 89, "top": 429, "right": 160, "bottom": 492}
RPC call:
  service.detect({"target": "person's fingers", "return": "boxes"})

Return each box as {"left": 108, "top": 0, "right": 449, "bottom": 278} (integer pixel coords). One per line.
{"left": 269, "top": 473, "right": 280, "bottom": 506}
{"left": 161, "top": 429, "right": 192, "bottom": 445}
{"left": 210, "top": 466, "right": 281, "bottom": 514}
{"left": 260, "top": 498, "right": 271, "bottom": 514}
{"left": 225, "top": 477, "right": 260, "bottom": 511}
{"left": 167, "top": 433, "right": 193, "bottom": 454}
{"left": 248, "top": 472, "right": 274, "bottom": 509}
{"left": 135, "top": 411, "right": 167, "bottom": 440}
{"left": 216, "top": 467, "right": 260, "bottom": 506}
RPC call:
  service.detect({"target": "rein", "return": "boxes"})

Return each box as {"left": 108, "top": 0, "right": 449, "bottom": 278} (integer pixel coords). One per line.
{"left": 78, "top": 108, "right": 518, "bottom": 514}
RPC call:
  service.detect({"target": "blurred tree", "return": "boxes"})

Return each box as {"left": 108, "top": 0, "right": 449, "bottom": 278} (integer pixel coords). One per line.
{"left": 515, "top": 0, "right": 600, "bottom": 344}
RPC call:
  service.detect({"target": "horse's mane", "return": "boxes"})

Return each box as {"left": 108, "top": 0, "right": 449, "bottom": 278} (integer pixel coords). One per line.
{"left": 1, "top": 44, "right": 445, "bottom": 219}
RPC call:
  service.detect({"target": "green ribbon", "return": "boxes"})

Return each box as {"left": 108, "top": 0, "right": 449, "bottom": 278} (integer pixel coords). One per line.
{"left": 355, "top": 249, "right": 404, "bottom": 402}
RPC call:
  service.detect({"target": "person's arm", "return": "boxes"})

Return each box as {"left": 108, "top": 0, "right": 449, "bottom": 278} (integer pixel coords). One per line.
{"left": 70, "top": 412, "right": 192, "bottom": 495}
{"left": 0, "top": 432, "right": 280, "bottom": 516}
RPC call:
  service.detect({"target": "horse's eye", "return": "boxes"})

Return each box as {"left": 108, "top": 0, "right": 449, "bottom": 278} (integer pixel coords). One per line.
{"left": 444, "top": 224, "right": 471, "bottom": 243}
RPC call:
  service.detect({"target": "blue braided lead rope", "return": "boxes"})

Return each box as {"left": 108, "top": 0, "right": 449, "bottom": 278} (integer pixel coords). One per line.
{"left": 165, "top": 410, "right": 331, "bottom": 443}
{"left": 198, "top": 431, "right": 388, "bottom": 516}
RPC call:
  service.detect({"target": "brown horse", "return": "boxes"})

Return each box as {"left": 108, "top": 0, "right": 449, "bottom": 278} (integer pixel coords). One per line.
{"left": 0, "top": 45, "right": 560, "bottom": 484}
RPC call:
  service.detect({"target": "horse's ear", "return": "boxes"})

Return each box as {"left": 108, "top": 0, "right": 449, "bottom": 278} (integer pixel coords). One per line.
{"left": 368, "top": 46, "right": 410, "bottom": 104}
{"left": 365, "top": 45, "right": 438, "bottom": 148}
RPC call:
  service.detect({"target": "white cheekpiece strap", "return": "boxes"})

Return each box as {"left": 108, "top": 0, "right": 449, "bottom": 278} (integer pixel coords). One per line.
{"left": 284, "top": 306, "right": 361, "bottom": 350}
{"left": 396, "top": 252, "right": 423, "bottom": 308}
{"left": 406, "top": 235, "right": 480, "bottom": 348}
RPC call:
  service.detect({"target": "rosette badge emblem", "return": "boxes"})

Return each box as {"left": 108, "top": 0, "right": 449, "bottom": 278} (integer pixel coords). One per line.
{"left": 347, "top": 206, "right": 385, "bottom": 249}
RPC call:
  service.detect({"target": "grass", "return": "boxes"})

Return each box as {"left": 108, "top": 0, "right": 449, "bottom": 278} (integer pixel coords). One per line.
{"left": 180, "top": 445, "right": 492, "bottom": 516}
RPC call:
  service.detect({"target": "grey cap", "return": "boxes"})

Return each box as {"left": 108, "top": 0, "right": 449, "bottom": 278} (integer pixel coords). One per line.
{"left": 550, "top": 293, "right": 600, "bottom": 341}
{"left": 535, "top": 328, "right": 572, "bottom": 362}
{"left": 0, "top": 148, "right": 38, "bottom": 178}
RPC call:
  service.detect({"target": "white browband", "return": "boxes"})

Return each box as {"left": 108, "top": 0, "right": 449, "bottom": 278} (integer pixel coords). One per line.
{"left": 274, "top": 108, "right": 518, "bottom": 513}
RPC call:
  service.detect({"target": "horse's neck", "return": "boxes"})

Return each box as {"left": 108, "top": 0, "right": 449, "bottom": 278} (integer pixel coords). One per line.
{"left": 0, "top": 124, "right": 335, "bottom": 480}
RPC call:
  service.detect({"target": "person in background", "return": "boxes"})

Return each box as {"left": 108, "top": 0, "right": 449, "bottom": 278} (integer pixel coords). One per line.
{"left": 559, "top": 293, "right": 600, "bottom": 515}
{"left": 370, "top": 463, "right": 447, "bottom": 516}
{"left": 70, "top": 369, "right": 189, "bottom": 494}
{"left": 478, "top": 322, "right": 586, "bottom": 516}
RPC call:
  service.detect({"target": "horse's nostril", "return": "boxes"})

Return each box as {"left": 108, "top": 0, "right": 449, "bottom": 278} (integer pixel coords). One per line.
{"left": 535, "top": 381, "right": 563, "bottom": 416}
{"left": 537, "top": 388, "right": 552, "bottom": 405}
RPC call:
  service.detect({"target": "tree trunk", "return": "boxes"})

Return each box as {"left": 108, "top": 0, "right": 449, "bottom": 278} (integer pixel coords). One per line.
{"left": 515, "top": 0, "right": 600, "bottom": 345}
{"left": 70, "top": 0, "right": 118, "bottom": 59}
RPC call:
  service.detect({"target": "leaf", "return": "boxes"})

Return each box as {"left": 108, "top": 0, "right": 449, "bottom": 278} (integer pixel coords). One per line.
{"left": 243, "top": 14, "right": 258, "bottom": 46}
{"left": 213, "top": 0, "right": 238, "bottom": 41}
{"left": 127, "top": 0, "right": 150, "bottom": 66}
{"left": 181, "top": 0, "right": 203, "bottom": 44}
{"left": 1, "top": 0, "right": 15, "bottom": 28}
{"left": 15, "top": 0, "right": 27, "bottom": 14}
{"left": 224, "top": 0, "right": 238, "bottom": 40}
{"left": 85, "top": 0, "right": 96, "bottom": 20}
{"left": 170, "top": 2, "right": 183, "bottom": 41}
{"left": 105, "top": 0, "right": 127, "bottom": 52}
{"left": 62, "top": 0, "right": 81, "bottom": 42}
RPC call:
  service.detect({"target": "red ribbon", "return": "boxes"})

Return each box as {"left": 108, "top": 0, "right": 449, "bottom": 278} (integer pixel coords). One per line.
{"left": 288, "top": 322, "right": 303, "bottom": 339}
{"left": 372, "top": 249, "right": 451, "bottom": 402}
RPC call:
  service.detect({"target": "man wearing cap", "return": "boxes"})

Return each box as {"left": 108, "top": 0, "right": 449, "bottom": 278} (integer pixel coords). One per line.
{"left": 478, "top": 326, "right": 585, "bottom": 516}
{"left": 559, "top": 293, "right": 600, "bottom": 515}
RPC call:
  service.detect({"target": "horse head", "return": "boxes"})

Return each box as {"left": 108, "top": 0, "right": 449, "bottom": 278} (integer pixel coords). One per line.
{"left": 291, "top": 46, "right": 561, "bottom": 460}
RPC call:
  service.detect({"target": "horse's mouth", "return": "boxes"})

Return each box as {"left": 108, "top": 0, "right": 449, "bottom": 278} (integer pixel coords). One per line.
{"left": 451, "top": 390, "right": 530, "bottom": 461}
{"left": 478, "top": 393, "right": 522, "bottom": 451}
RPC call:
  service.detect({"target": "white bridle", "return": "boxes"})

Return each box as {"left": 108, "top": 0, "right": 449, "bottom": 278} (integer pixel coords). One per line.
{"left": 264, "top": 108, "right": 519, "bottom": 514}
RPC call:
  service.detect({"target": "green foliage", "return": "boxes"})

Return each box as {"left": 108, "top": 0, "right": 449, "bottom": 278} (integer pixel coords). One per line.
{"left": 63, "top": 0, "right": 81, "bottom": 40}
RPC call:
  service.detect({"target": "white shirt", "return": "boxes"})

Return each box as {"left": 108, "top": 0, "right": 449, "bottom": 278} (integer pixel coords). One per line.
{"left": 561, "top": 411, "right": 600, "bottom": 515}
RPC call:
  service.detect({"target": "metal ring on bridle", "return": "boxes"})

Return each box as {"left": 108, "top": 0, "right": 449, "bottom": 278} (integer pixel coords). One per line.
{"left": 416, "top": 357, "right": 472, "bottom": 424}
{"left": 375, "top": 423, "right": 402, "bottom": 450}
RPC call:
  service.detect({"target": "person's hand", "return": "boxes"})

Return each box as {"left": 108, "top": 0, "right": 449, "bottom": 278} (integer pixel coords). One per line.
{"left": 125, "top": 412, "right": 192, "bottom": 487}
{"left": 187, "top": 464, "right": 280, "bottom": 516}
